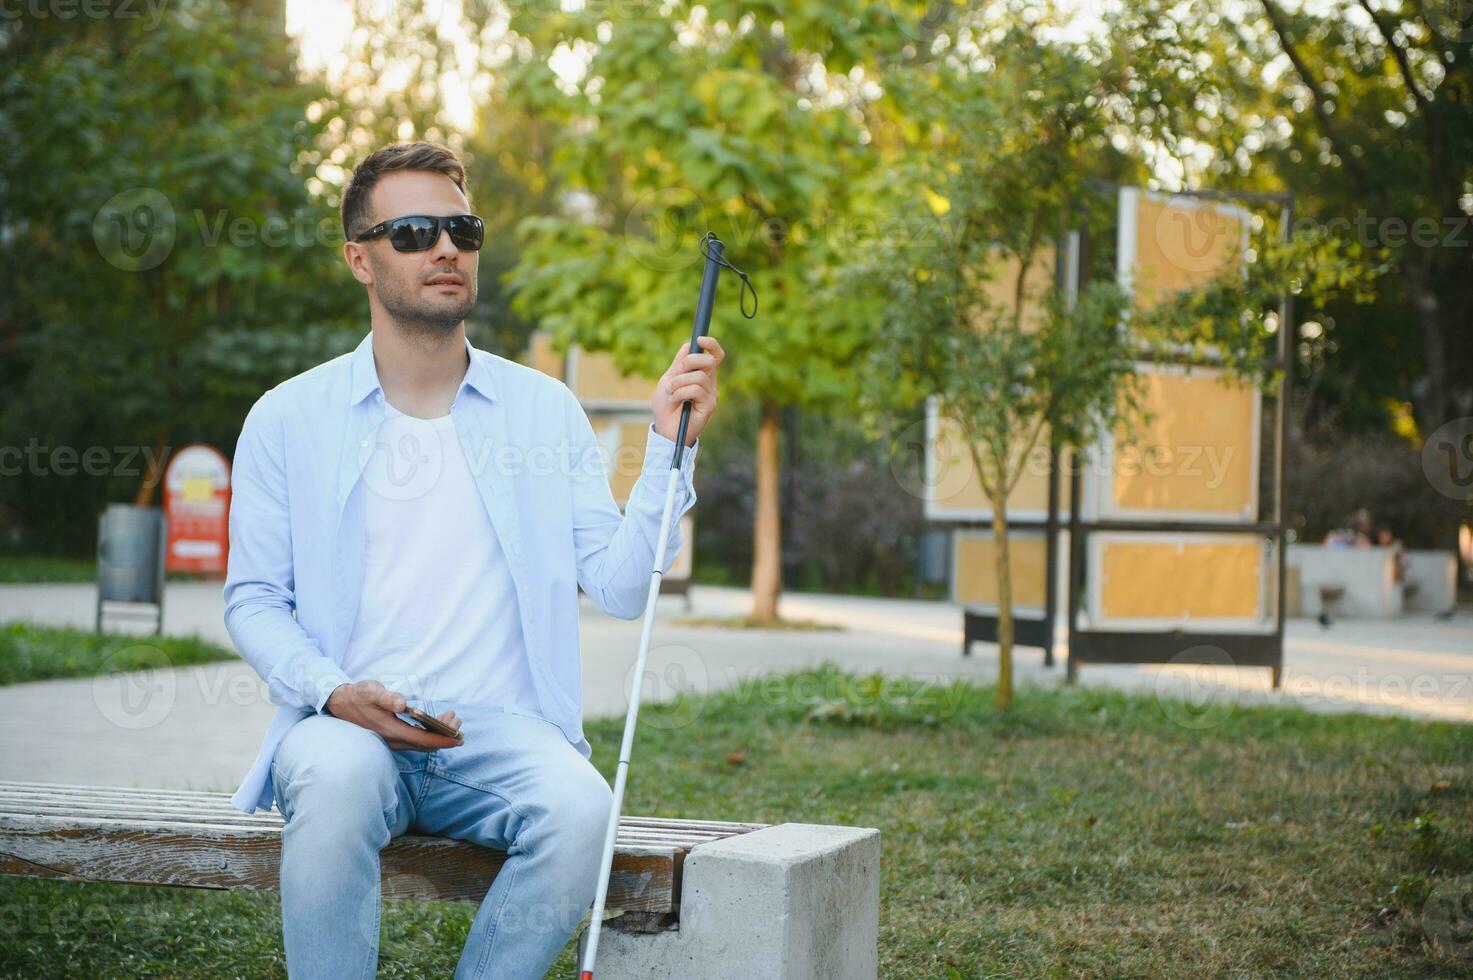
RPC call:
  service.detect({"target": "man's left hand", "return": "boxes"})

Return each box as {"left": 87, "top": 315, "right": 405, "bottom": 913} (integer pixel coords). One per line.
{"left": 652, "top": 335, "right": 723, "bottom": 447}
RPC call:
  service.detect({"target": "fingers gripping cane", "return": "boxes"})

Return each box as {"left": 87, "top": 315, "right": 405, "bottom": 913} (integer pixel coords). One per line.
{"left": 579, "top": 233, "right": 755, "bottom": 980}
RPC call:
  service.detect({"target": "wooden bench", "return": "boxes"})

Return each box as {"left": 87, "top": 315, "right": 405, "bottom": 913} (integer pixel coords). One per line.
{"left": 0, "top": 780, "right": 766, "bottom": 933}
{"left": 0, "top": 780, "right": 882, "bottom": 977}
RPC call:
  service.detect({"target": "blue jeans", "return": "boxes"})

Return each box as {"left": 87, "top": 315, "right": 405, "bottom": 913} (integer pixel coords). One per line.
{"left": 269, "top": 698, "right": 614, "bottom": 979}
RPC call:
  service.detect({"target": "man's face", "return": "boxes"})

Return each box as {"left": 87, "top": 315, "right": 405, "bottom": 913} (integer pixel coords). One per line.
{"left": 345, "top": 170, "right": 479, "bottom": 336}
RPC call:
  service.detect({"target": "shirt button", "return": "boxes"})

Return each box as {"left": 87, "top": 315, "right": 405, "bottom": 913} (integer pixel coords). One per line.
{"left": 359, "top": 439, "right": 369, "bottom": 448}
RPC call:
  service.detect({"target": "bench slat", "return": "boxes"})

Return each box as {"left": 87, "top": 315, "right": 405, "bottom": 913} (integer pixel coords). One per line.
{"left": 0, "top": 785, "right": 768, "bottom": 834}
{"left": 0, "top": 781, "right": 770, "bottom": 915}
{"left": 0, "top": 782, "right": 255, "bottom": 804}
{"left": 0, "top": 796, "right": 278, "bottom": 823}
{"left": 0, "top": 805, "right": 741, "bottom": 846}
{"left": 0, "top": 804, "right": 752, "bottom": 846}
{"left": 0, "top": 818, "right": 680, "bottom": 908}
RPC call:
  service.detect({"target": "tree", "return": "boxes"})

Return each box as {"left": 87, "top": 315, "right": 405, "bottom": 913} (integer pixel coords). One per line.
{"left": 498, "top": 2, "right": 920, "bottom": 622}
{"left": 863, "top": 10, "right": 1291, "bottom": 708}
{"left": 1104, "top": 0, "right": 1472, "bottom": 439}
{"left": 0, "top": 0, "right": 358, "bottom": 550}
{"left": 459, "top": 84, "right": 565, "bottom": 358}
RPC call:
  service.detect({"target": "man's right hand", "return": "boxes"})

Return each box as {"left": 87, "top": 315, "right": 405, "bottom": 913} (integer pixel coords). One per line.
{"left": 324, "top": 679, "right": 464, "bottom": 751}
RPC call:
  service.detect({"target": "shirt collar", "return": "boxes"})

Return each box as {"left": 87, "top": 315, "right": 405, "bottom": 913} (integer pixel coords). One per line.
{"left": 349, "top": 330, "right": 496, "bottom": 406}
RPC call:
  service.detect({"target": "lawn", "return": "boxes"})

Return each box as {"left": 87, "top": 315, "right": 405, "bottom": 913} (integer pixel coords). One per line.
{"left": 0, "top": 553, "right": 219, "bottom": 584}
{"left": 0, "top": 666, "right": 1469, "bottom": 977}
{"left": 0, "top": 554, "right": 97, "bottom": 583}
{"left": 0, "top": 622, "right": 236, "bottom": 686}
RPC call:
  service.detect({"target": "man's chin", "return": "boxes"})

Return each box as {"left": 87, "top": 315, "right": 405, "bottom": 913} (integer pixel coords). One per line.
{"left": 383, "top": 297, "right": 476, "bottom": 334}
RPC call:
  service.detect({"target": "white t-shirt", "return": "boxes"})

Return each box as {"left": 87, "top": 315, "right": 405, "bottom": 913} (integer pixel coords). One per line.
{"left": 340, "top": 399, "right": 541, "bottom": 713}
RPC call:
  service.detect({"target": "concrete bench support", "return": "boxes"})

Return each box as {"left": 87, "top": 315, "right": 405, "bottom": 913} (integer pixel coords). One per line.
{"left": 579, "top": 822, "right": 881, "bottom": 979}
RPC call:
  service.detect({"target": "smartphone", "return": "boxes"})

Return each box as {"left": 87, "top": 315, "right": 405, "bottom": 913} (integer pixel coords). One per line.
{"left": 396, "top": 704, "right": 463, "bottom": 740}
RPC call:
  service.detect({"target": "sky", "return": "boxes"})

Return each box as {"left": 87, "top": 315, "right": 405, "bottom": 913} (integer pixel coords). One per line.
{"left": 285, "top": 0, "right": 1112, "bottom": 137}
{"left": 286, "top": 0, "right": 482, "bottom": 131}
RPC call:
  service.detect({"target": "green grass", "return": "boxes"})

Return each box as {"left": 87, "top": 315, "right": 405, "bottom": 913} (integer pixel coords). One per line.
{"left": 0, "top": 555, "right": 97, "bottom": 583}
{"left": 0, "top": 553, "right": 220, "bottom": 584}
{"left": 0, "top": 622, "right": 236, "bottom": 686}
{"left": 0, "top": 666, "right": 1470, "bottom": 977}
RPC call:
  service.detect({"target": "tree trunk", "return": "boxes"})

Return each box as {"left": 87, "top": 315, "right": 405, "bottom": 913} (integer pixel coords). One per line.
{"left": 990, "top": 494, "right": 1015, "bottom": 710}
{"left": 132, "top": 430, "right": 169, "bottom": 507}
{"left": 750, "top": 399, "right": 783, "bottom": 623}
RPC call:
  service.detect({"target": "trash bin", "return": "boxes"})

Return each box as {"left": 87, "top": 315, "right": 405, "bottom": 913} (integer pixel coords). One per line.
{"left": 96, "top": 504, "right": 167, "bottom": 633}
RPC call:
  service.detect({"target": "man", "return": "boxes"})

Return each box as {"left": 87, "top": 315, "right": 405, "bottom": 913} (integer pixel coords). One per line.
{"left": 223, "top": 140, "right": 724, "bottom": 979}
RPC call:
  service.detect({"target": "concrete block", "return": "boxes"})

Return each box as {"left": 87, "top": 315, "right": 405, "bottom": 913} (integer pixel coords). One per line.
{"left": 578, "top": 822, "right": 881, "bottom": 979}
{"left": 1404, "top": 550, "right": 1458, "bottom": 612}
{"left": 1288, "top": 544, "right": 1401, "bottom": 618}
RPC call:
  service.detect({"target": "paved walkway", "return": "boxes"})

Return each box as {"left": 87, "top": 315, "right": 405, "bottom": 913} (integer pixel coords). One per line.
{"left": 0, "top": 582, "right": 1467, "bottom": 793}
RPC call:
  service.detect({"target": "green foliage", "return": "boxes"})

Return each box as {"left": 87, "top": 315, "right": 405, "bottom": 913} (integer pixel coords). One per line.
{"left": 1103, "top": 0, "right": 1472, "bottom": 436}
{"left": 0, "top": 1, "right": 361, "bottom": 550}
{"left": 501, "top": 1, "right": 908, "bottom": 408}
{"left": 860, "top": 11, "right": 1153, "bottom": 499}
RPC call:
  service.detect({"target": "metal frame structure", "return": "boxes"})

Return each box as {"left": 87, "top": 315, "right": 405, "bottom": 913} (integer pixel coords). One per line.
{"left": 1064, "top": 183, "right": 1294, "bottom": 688}
{"left": 947, "top": 184, "right": 1294, "bottom": 689}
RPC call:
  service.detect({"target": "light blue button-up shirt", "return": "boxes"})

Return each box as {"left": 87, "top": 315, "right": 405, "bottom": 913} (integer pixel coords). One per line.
{"left": 224, "top": 331, "right": 698, "bottom": 813}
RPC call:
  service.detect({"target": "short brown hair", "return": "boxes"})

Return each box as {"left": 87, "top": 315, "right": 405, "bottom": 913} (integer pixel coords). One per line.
{"left": 341, "top": 141, "right": 470, "bottom": 241}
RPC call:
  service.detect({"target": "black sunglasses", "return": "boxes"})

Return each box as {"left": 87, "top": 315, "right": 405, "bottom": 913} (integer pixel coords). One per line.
{"left": 354, "top": 213, "right": 485, "bottom": 252}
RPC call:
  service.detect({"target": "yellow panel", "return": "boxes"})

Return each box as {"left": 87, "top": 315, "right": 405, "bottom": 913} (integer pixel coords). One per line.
{"left": 591, "top": 419, "right": 652, "bottom": 506}
{"left": 616, "top": 421, "right": 649, "bottom": 503}
{"left": 1134, "top": 197, "right": 1245, "bottom": 309}
{"left": 953, "top": 533, "right": 1048, "bottom": 609}
{"left": 668, "top": 515, "right": 694, "bottom": 580}
{"left": 965, "top": 246, "right": 1057, "bottom": 334}
{"left": 1100, "top": 539, "right": 1261, "bottom": 619}
{"left": 572, "top": 346, "right": 654, "bottom": 403}
{"left": 525, "top": 332, "right": 565, "bottom": 380}
{"left": 930, "top": 411, "right": 1071, "bottom": 516}
{"left": 1112, "top": 370, "right": 1255, "bottom": 517}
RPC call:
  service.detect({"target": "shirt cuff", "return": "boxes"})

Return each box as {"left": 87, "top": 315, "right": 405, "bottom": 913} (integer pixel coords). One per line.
{"left": 309, "top": 663, "right": 355, "bottom": 716}
{"left": 642, "top": 422, "right": 699, "bottom": 505}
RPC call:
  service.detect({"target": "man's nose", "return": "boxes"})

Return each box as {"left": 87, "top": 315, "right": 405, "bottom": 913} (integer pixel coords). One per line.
{"left": 429, "top": 226, "right": 461, "bottom": 263}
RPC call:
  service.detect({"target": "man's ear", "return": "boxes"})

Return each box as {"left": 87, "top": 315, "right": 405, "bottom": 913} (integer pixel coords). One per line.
{"left": 343, "top": 241, "right": 374, "bottom": 286}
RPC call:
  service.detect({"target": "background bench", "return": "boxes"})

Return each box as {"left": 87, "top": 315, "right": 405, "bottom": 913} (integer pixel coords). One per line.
{"left": 0, "top": 780, "right": 881, "bottom": 978}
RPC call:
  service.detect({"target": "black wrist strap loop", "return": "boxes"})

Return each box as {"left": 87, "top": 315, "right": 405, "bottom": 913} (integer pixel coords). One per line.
{"left": 699, "top": 232, "right": 758, "bottom": 319}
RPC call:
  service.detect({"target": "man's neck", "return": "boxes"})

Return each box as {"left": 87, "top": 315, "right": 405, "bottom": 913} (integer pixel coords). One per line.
{"left": 370, "top": 321, "right": 469, "bottom": 419}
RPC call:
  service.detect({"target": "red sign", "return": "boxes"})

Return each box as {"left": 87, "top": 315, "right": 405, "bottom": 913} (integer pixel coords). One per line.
{"left": 164, "top": 443, "right": 231, "bottom": 575}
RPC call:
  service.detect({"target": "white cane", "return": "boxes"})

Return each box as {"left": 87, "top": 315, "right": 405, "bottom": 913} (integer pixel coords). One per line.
{"left": 579, "top": 233, "right": 754, "bottom": 980}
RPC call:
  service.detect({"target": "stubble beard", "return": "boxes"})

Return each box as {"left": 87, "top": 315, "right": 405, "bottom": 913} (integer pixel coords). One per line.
{"left": 376, "top": 266, "right": 477, "bottom": 341}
